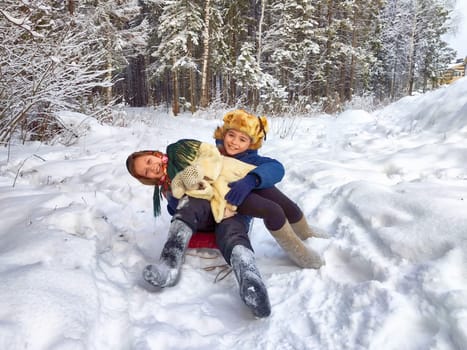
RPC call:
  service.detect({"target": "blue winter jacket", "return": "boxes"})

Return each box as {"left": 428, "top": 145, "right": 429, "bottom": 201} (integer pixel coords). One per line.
{"left": 220, "top": 143, "right": 285, "bottom": 189}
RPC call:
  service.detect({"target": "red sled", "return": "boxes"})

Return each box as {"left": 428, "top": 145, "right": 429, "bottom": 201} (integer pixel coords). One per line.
{"left": 188, "top": 231, "right": 218, "bottom": 249}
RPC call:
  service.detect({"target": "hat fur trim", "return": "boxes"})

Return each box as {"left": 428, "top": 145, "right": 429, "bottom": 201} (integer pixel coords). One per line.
{"left": 213, "top": 110, "right": 268, "bottom": 150}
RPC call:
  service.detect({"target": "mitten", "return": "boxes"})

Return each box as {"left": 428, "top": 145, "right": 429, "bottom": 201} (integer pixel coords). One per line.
{"left": 225, "top": 174, "right": 257, "bottom": 206}
{"left": 170, "top": 175, "right": 186, "bottom": 199}
{"left": 179, "top": 164, "right": 204, "bottom": 189}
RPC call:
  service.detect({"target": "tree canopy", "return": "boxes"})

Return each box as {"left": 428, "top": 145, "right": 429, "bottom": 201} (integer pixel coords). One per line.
{"left": 0, "top": 0, "right": 458, "bottom": 142}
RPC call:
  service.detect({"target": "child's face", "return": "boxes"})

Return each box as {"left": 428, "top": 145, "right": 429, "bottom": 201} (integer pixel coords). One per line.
{"left": 133, "top": 155, "right": 164, "bottom": 180}
{"left": 223, "top": 129, "right": 252, "bottom": 156}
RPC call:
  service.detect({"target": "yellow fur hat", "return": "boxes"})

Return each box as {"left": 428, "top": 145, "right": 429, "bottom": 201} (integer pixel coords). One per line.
{"left": 213, "top": 109, "right": 269, "bottom": 150}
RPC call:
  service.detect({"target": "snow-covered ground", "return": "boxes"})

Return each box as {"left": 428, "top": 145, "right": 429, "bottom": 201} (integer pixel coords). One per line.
{"left": 1, "top": 78, "right": 467, "bottom": 350}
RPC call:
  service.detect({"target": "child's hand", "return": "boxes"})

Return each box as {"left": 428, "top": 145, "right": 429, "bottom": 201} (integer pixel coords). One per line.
{"left": 223, "top": 205, "right": 237, "bottom": 219}
{"left": 225, "top": 174, "right": 257, "bottom": 206}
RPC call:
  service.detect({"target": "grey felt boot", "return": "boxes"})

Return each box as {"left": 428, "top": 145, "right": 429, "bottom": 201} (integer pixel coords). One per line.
{"left": 143, "top": 219, "right": 193, "bottom": 287}
{"left": 230, "top": 245, "right": 271, "bottom": 318}
{"left": 269, "top": 220, "right": 324, "bottom": 269}
{"left": 291, "top": 215, "right": 329, "bottom": 240}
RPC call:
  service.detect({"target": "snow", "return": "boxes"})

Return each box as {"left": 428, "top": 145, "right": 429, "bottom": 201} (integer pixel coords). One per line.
{"left": 1, "top": 78, "right": 467, "bottom": 349}
{"left": 0, "top": 9, "right": 44, "bottom": 39}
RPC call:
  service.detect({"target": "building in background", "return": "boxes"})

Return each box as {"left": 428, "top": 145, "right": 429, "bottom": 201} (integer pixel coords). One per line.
{"left": 439, "top": 57, "right": 467, "bottom": 85}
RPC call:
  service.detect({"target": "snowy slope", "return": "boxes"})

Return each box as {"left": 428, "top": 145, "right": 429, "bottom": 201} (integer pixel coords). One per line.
{"left": 1, "top": 78, "right": 467, "bottom": 350}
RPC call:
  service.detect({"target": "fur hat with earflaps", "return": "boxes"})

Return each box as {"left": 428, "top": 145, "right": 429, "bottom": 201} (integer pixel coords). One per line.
{"left": 214, "top": 109, "right": 269, "bottom": 150}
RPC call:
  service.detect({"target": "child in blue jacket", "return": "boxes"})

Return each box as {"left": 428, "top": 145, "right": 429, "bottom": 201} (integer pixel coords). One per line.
{"left": 213, "top": 110, "right": 324, "bottom": 269}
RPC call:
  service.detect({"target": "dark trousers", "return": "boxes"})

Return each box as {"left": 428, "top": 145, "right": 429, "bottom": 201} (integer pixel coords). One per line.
{"left": 237, "top": 187, "right": 303, "bottom": 231}
{"left": 172, "top": 186, "right": 302, "bottom": 262}
{"left": 173, "top": 196, "right": 252, "bottom": 264}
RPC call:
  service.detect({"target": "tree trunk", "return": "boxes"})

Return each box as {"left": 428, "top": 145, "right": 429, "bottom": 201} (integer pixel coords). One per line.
{"left": 190, "top": 67, "right": 196, "bottom": 113}
{"left": 339, "top": 60, "right": 346, "bottom": 102}
{"left": 257, "top": 0, "right": 266, "bottom": 65}
{"left": 347, "top": 3, "right": 359, "bottom": 101}
{"left": 324, "top": 0, "right": 334, "bottom": 100}
{"left": 200, "top": 0, "right": 211, "bottom": 108}
{"left": 126, "top": 55, "right": 148, "bottom": 107}
{"left": 105, "top": 52, "right": 113, "bottom": 105}
{"left": 390, "top": 58, "right": 397, "bottom": 100}
{"left": 172, "top": 59, "right": 180, "bottom": 115}
{"left": 187, "top": 38, "right": 196, "bottom": 113}
{"left": 407, "top": 9, "right": 418, "bottom": 96}
{"left": 67, "top": 0, "right": 75, "bottom": 15}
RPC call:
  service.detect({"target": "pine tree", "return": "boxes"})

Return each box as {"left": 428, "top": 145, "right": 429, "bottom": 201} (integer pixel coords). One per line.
{"left": 199, "top": 0, "right": 225, "bottom": 107}
{"left": 149, "top": 0, "right": 204, "bottom": 115}
{"left": 378, "top": 0, "right": 455, "bottom": 98}
{"left": 220, "top": 0, "right": 255, "bottom": 105}
{"left": 341, "top": 0, "right": 383, "bottom": 101}
{"left": 262, "top": 0, "right": 320, "bottom": 109}
{"left": 86, "top": 0, "right": 148, "bottom": 104}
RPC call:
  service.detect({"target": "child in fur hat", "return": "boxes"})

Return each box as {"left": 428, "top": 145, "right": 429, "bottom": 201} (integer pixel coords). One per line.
{"left": 213, "top": 110, "right": 326, "bottom": 268}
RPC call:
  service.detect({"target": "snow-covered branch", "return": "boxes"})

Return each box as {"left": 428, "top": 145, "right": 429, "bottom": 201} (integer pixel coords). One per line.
{"left": 0, "top": 9, "right": 44, "bottom": 38}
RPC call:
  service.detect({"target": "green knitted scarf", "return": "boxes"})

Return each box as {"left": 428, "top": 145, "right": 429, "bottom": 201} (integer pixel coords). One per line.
{"left": 153, "top": 139, "right": 201, "bottom": 217}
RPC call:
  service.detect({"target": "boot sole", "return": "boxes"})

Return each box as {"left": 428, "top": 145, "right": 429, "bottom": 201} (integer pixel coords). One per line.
{"left": 240, "top": 271, "right": 271, "bottom": 318}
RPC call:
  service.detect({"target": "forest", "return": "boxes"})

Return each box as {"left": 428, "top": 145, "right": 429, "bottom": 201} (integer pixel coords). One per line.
{"left": 0, "top": 0, "right": 458, "bottom": 144}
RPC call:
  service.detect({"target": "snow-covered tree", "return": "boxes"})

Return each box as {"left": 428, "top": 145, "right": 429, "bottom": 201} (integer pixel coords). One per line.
{"left": 0, "top": 0, "right": 109, "bottom": 144}
{"left": 2, "top": 0, "right": 458, "bottom": 132}
{"left": 341, "top": 0, "right": 383, "bottom": 101}
{"left": 262, "top": 0, "right": 320, "bottom": 108}
{"left": 407, "top": 0, "right": 454, "bottom": 93}
{"left": 0, "top": 0, "right": 148, "bottom": 144}
{"left": 149, "top": 0, "right": 204, "bottom": 114}
{"left": 220, "top": 0, "right": 257, "bottom": 106}
{"left": 82, "top": 0, "right": 149, "bottom": 104}
{"left": 199, "top": 0, "right": 226, "bottom": 108}
{"left": 377, "top": 0, "right": 455, "bottom": 99}
{"left": 231, "top": 42, "right": 286, "bottom": 110}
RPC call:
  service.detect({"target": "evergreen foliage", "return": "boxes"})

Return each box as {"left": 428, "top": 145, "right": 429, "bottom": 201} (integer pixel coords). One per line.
{"left": 0, "top": 0, "right": 458, "bottom": 141}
